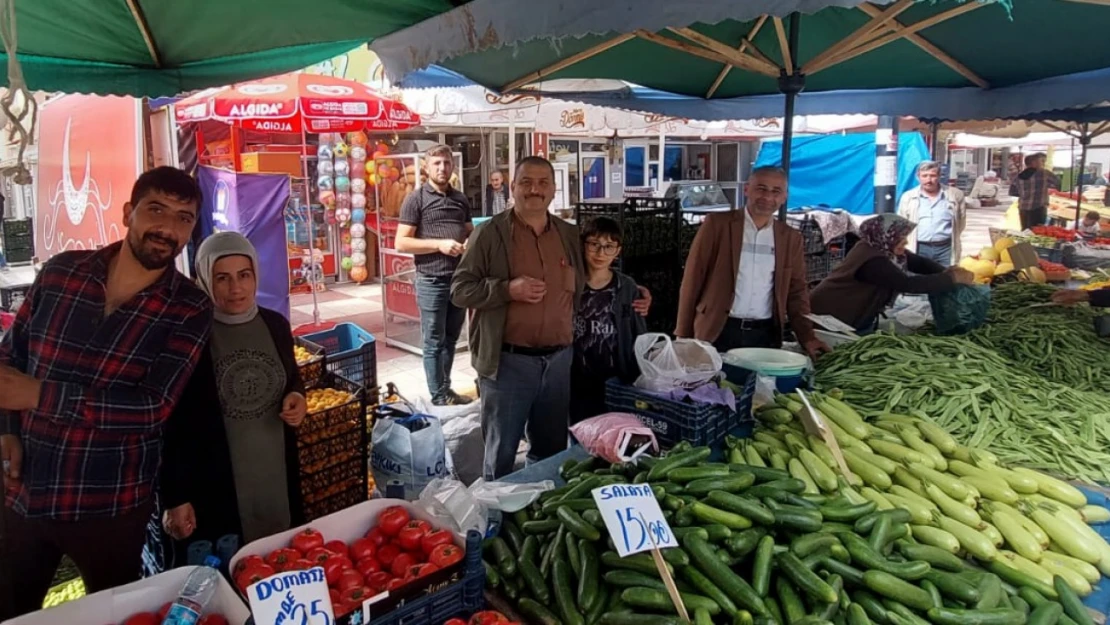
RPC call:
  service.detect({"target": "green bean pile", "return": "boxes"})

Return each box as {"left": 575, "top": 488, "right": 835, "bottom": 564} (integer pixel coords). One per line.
{"left": 968, "top": 282, "right": 1110, "bottom": 393}
{"left": 815, "top": 333, "right": 1110, "bottom": 484}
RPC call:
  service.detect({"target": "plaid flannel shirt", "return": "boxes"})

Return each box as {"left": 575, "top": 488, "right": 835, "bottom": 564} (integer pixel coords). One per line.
{"left": 1014, "top": 169, "right": 1060, "bottom": 211}
{"left": 0, "top": 243, "right": 211, "bottom": 520}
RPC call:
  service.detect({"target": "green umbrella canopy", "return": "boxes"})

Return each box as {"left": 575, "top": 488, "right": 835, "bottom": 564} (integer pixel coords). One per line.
{"left": 374, "top": 0, "right": 1110, "bottom": 99}
{"left": 2, "top": 0, "right": 460, "bottom": 97}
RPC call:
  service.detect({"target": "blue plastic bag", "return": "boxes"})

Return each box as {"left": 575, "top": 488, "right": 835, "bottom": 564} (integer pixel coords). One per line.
{"left": 929, "top": 284, "right": 991, "bottom": 335}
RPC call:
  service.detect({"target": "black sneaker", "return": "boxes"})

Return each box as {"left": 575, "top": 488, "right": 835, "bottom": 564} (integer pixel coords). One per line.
{"left": 434, "top": 389, "right": 473, "bottom": 406}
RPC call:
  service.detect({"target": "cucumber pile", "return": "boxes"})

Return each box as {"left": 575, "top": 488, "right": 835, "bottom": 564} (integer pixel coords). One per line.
{"left": 484, "top": 430, "right": 1104, "bottom": 625}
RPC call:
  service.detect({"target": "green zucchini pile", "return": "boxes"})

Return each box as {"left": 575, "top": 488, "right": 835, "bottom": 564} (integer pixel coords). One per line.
{"left": 483, "top": 428, "right": 1103, "bottom": 625}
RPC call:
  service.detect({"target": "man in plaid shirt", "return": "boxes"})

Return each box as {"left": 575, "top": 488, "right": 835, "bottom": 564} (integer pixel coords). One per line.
{"left": 1012, "top": 152, "right": 1060, "bottom": 230}
{"left": 0, "top": 167, "right": 212, "bottom": 619}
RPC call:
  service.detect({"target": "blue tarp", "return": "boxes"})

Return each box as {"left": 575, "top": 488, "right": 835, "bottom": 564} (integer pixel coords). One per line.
{"left": 754, "top": 132, "right": 930, "bottom": 215}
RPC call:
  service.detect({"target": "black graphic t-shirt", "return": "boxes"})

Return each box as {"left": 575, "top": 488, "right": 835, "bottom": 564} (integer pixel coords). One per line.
{"left": 574, "top": 277, "right": 618, "bottom": 379}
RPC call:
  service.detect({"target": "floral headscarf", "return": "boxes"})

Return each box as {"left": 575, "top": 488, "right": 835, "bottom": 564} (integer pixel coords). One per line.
{"left": 859, "top": 214, "right": 917, "bottom": 270}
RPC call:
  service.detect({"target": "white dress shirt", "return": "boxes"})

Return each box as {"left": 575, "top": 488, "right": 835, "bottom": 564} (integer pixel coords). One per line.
{"left": 730, "top": 209, "right": 775, "bottom": 319}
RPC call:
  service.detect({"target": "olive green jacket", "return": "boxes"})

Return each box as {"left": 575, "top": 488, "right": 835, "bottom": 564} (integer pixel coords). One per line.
{"left": 450, "top": 209, "right": 584, "bottom": 379}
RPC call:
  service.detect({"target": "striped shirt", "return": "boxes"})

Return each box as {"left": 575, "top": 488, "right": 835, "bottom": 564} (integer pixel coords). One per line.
{"left": 731, "top": 209, "right": 776, "bottom": 319}
{"left": 399, "top": 183, "right": 472, "bottom": 277}
{"left": 0, "top": 243, "right": 211, "bottom": 520}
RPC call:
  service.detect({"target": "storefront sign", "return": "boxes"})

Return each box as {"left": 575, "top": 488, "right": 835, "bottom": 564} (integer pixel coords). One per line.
{"left": 248, "top": 567, "right": 335, "bottom": 625}
{"left": 592, "top": 484, "right": 676, "bottom": 557}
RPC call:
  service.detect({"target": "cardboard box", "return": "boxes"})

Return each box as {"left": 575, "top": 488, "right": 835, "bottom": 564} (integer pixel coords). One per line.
{"left": 240, "top": 151, "right": 302, "bottom": 177}
{"left": 1, "top": 566, "right": 250, "bottom": 625}
{"left": 230, "top": 499, "right": 467, "bottom": 623}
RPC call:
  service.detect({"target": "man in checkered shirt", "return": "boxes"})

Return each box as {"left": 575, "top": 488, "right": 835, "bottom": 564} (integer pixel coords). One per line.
{"left": 1012, "top": 153, "right": 1060, "bottom": 231}
{"left": 0, "top": 167, "right": 212, "bottom": 619}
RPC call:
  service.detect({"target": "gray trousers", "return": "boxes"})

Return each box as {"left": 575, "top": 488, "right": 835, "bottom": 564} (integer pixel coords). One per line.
{"left": 480, "top": 348, "right": 572, "bottom": 479}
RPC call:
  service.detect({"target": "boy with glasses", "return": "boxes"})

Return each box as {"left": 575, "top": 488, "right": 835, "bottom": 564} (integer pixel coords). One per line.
{"left": 571, "top": 217, "right": 646, "bottom": 423}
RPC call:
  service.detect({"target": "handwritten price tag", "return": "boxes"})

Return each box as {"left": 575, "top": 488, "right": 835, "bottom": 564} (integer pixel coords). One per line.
{"left": 592, "top": 483, "right": 677, "bottom": 557}
{"left": 248, "top": 567, "right": 335, "bottom": 625}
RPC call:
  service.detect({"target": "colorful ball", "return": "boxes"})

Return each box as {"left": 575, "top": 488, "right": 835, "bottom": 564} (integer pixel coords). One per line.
{"left": 366, "top": 172, "right": 378, "bottom": 187}
{"left": 342, "top": 243, "right": 352, "bottom": 256}
{"left": 351, "top": 252, "right": 367, "bottom": 266}
{"left": 318, "top": 189, "right": 336, "bottom": 207}
{"left": 351, "top": 178, "right": 366, "bottom": 194}
{"left": 337, "top": 208, "right": 351, "bottom": 222}
{"left": 318, "top": 160, "right": 334, "bottom": 176}
{"left": 350, "top": 224, "right": 366, "bottom": 238}
{"left": 352, "top": 208, "right": 366, "bottom": 224}
{"left": 349, "top": 131, "right": 368, "bottom": 147}
{"left": 352, "top": 238, "right": 367, "bottom": 253}
{"left": 387, "top": 166, "right": 400, "bottom": 181}
{"left": 317, "top": 145, "right": 333, "bottom": 161}
{"left": 365, "top": 161, "right": 377, "bottom": 176}
{"left": 336, "top": 192, "right": 351, "bottom": 209}
{"left": 352, "top": 193, "right": 367, "bottom": 209}
{"left": 325, "top": 211, "right": 337, "bottom": 225}
{"left": 341, "top": 257, "right": 354, "bottom": 271}
{"left": 333, "top": 142, "right": 349, "bottom": 158}
{"left": 375, "top": 143, "right": 390, "bottom": 154}
{"left": 350, "top": 146, "right": 367, "bottom": 162}
{"left": 317, "top": 175, "right": 334, "bottom": 191}
{"left": 349, "top": 266, "right": 368, "bottom": 283}
{"left": 334, "top": 159, "right": 350, "bottom": 176}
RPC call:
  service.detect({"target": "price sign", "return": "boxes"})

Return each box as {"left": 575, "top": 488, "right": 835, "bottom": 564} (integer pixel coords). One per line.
{"left": 592, "top": 483, "right": 677, "bottom": 557}
{"left": 248, "top": 567, "right": 335, "bottom": 625}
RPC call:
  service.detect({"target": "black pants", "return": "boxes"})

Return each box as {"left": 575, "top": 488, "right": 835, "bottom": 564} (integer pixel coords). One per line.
{"left": 713, "top": 319, "right": 783, "bottom": 352}
{"left": 1019, "top": 206, "right": 1047, "bottom": 231}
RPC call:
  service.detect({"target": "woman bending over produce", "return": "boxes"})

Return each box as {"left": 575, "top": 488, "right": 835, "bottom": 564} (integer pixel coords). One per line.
{"left": 810, "top": 214, "right": 974, "bottom": 332}
{"left": 158, "top": 232, "right": 307, "bottom": 565}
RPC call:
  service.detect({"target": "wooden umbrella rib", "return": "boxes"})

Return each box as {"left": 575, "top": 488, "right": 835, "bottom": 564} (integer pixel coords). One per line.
{"left": 499, "top": 33, "right": 635, "bottom": 92}
{"left": 705, "top": 15, "right": 768, "bottom": 98}
{"left": 773, "top": 17, "right": 793, "bottom": 74}
{"left": 124, "top": 0, "right": 163, "bottom": 67}
{"left": 801, "top": 0, "right": 913, "bottom": 75}
{"left": 635, "top": 29, "right": 741, "bottom": 67}
{"left": 667, "top": 27, "right": 778, "bottom": 76}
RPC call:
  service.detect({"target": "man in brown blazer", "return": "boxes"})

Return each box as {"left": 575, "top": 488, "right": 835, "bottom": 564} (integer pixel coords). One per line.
{"left": 676, "top": 166, "right": 828, "bottom": 359}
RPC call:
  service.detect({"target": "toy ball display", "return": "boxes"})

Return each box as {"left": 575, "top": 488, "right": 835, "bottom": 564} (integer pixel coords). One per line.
{"left": 352, "top": 193, "right": 367, "bottom": 209}
{"left": 349, "top": 266, "right": 368, "bottom": 283}
{"left": 342, "top": 244, "right": 352, "bottom": 256}
{"left": 350, "top": 224, "right": 366, "bottom": 238}
{"left": 365, "top": 161, "right": 377, "bottom": 176}
{"left": 350, "top": 146, "right": 367, "bottom": 162}
{"left": 317, "top": 189, "right": 336, "bottom": 207}
{"left": 317, "top": 145, "right": 333, "bottom": 161}
{"left": 333, "top": 142, "right": 350, "bottom": 158}
{"left": 325, "top": 210, "right": 338, "bottom": 225}
{"left": 334, "top": 159, "right": 350, "bottom": 176}
{"left": 336, "top": 193, "right": 351, "bottom": 209}
{"left": 337, "top": 207, "right": 351, "bottom": 222}
{"left": 317, "top": 175, "right": 334, "bottom": 191}
{"left": 352, "top": 238, "right": 367, "bottom": 253}
{"left": 351, "top": 178, "right": 366, "bottom": 194}
{"left": 317, "top": 160, "right": 334, "bottom": 176}
{"left": 351, "top": 208, "right": 366, "bottom": 224}
{"left": 335, "top": 176, "right": 351, "bottom": 193}
{"left": 375, "top": 142, "right": 390, "bottom": 154}
{"left": 351, "top": 252, "right": 367, "bottom": 267}
{"left": 341, "top": 257, "right": 353, "bottom": 271}
{"left": 349, "top": 131, "right": 368, "bottom": 147}
{"left": 319, "top": 133, "right": 338, "bottom": 146}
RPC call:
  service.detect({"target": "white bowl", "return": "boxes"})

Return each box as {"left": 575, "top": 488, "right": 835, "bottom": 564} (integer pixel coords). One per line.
{"left": 723, "top": 347, "right": 809, "bottom": 376}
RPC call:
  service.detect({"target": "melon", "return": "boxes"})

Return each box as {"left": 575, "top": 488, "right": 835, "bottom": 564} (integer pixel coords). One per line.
{"left": 1020, "top": 267, "right": 1047, "bottom": 284}
{"left": 959, "top": 256, "right": 979, "bottom": 271}
{"left": 1000, "top": 248, "right": 1013, "bottom": 264}
{"left": 994, "top": 237, "right": 1017, "bottom": 253}
{"left": 970, "top": 260, "right": 997, "bottom": 281}
{"left": 979, "top": 247, "right": 1001, "bottom": 262}
{"left": 994, "top": 262, "right": 1015, "bottom": 275}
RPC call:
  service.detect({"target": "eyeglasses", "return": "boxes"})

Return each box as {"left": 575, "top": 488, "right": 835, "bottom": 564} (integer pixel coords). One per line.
{"left": 585, "top": 241, "right": 620, "bottom": 256}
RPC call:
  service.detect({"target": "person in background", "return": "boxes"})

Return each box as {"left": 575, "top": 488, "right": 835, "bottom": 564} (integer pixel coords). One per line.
{"left": 159, "top": 232, "right": 306, "bottom": 565}
{"left": 1012, "top": 153, "right": 1059, "bottom": 231}
{"left": 676, "top": 166, "right": 828, "bottom": 358}
{"left": 396, "top": 144, "right": 474, "bottom": 406}
{"left": 452, "top": 157, "right": 651, "bottom": 479}
{"left": 485, "top": 170, "right": 510, "bottom": 215}
{"left": 1079, "top": 210, "right": 1102, "bottom": 236}
{"left": 810, "top": 214, "right": 975, "bottom": 333}
{"left": 0, "top": 167, "right": 211, "bottom": 619}
{"left": 897, "top": 160, "right": 968, "bottom": 267}
{"left": 571, "top": 217, "right": 646, "bottom": 423}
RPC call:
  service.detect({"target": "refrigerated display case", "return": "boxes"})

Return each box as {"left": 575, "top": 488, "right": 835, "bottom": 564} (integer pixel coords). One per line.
{"left": 371, "top": 151, "right": 468, "bottom": 355}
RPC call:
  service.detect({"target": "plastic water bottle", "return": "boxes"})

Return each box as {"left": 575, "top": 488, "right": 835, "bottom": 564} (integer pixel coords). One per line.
{"left": 161, "top": 555, "right": 222, "bottom": 625}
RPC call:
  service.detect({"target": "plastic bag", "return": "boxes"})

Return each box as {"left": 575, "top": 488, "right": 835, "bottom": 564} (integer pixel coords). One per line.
{"left": 414, "top": 397, "right": 484, "bottom": 486}
{"left": 569, "top": 413, "right": 658, "bottom": 463}
{"left": 890, "top": 294, "right": 933, "bottom": 331}
{"left": 417, "top": 478, "right": 553, "bottom": 537}
{"left": 633, "top": 333, "right": 722, "bottom": 392}
{"left": 370, "top": 405, "right": 449, "bottom": 500}
{"left": 929, "top": 284, "right": 991, "bottom": 335}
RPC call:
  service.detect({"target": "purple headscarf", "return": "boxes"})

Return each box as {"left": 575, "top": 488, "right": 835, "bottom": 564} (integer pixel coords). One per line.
{"left": 859, "top": 214, "right": 917, "bottom": 270}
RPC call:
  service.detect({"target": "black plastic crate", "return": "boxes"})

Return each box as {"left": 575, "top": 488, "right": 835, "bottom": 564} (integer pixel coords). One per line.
{"left": 604, "top": 374, "right": 754, "bottom": 449}
{"left": 1, "top": 284, "right": 30, "bottom": 312}
{"left": 1032, "top": 244, "right": 1064, "bottom": 264}
{"left": 299, "top": 374, "right": 365, "bottom": 438}
{"left": 1, "top": 218, "right": 30, "bottom": 238}
{"left": 575, "top": 197, "right": 681, "bottom": 260}
{"left": 787, "top": 214, "right": 828, "bottom": 255}
{"left": 302, "top": 481, "right": 366, "bottom": 521}
{"left": 5, "top": 248, "right": 32, "bottom": 264}
{"left": 294, "top": 336, "right": 327, "bottom": 390}
{"left": 3, "top": 233, "right": 31, "bottom": 251}
{"left": 303, "top": 322, "right": 378, "bottom": 395}
{"left": 300, "top": 458, "right": 364, "bottom": 501}
{"left": 621, "top": 256, "right": 681, "bottom": 335}
{"left": 804, "top": 246, "right": 846, "bottom": 285}
{"left": 297, "top": 422, "right": 364, "bottom": 474}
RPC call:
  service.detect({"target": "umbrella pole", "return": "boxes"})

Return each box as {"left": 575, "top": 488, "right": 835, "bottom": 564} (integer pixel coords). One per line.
{"left": 1075, "top": 123, "right": 1090, "bottom": 228}
{"left": 777, "top": 13, "right": 803, "bottom": 221}
{"left": 303, "top": 124, "right": 321, "bottom": 326}
{"left": 929, "top": 122, "right": 939, "bottom": 160}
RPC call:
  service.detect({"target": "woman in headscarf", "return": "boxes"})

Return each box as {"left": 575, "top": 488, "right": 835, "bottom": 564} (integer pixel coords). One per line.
{"left": 810, "top": 214, "right": 974, "bottom": 332}
{"left": 158, "top": 232, "right": 307, "bottom": 563}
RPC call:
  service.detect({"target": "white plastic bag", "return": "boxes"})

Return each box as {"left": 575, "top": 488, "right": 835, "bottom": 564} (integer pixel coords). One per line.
{"left": 633, "top": 333, "right": 722, "bottom": 392}
{"left": 417, "top": 478, "right": 553, "bottom": 537}
{"left": 370, "top": 406, "right": 449, "bottom": 500}
{"left": 414, "top": 397, "right": 484, "bottom": 486}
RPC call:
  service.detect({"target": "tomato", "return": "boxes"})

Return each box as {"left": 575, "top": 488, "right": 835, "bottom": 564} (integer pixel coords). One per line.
{"left": 398, "top": 522, "right": 429, "bottom": 552}
{"left": 197, "top": 616, "right": 230, "bottom": 625}
{"left": 366, "top": 570, "right": 392, "bottom": 592}
{"left": 235, "top": 564, "right": 276, "bottom": 593}
{"left": 406, "top": 563, "right": 439, "bottom": 580}
{"left": 445, "top": 619, "right": 468, "bottom": 625}
{"left": 377, "top": 506, "right": 411, "bottom": 536}
{"left": 469, "top": 611, "right": 511, "bottom": 625}
{"left": 332, "top": 599, "right": 355, "bottom": 618}
{"left": 323, "top": 557, "right": 351, "bottom": 585}
{"left": 390, "top": 552, "right": 419, "bottom": 578}
{"left": 407, "top": 519, "right": 432, "bottom": 534}
{"left": 290, "top": 528, "right": 325, "bottom": 554}
{"left": 265, "top": 547, "right": 300, "bottom": 569}
{"left": 376, "top": 543, "right": 401, "bottom": 567}
{"left": 349, "top": 537, "right": 377, "bottom": 562}
{"left": 306, "top": 547, "right": 333, "bottom": 565}
{"left": 364, "top": 526, "right": 387, "bottom": 546}
{"left": 233, "top": 555, "right": 264, "bottom": 577}
{"left": 121, "top": 613, "right": 158, "bottom": 625}
{"left": 429, "top": 543, "right": 464, "bottom": 568}
{"left": 356, "top": 557, "right": 382, "bottom": 578}
{"left": 386, "top": 577, "right": 408, "bottom": 592}
{"left": 324, "top": 539, "right": 350, "bottom": 558}
{"left": 340, "top": 586, "right": 375, "bottom": 608}
{"left": 337, "top": 568, "right": 365, "bottom": 592}
{"left": 421, "top": 529, "right": 454, "bottom": 556}
{"left": 157, "top": 603, "right": 172, "bottom": 621}
{"left": 291, "top": 558, "right": 315, "bottom": 571}
{"left": 329, "top": 588, "right": 341, "bottom": 605}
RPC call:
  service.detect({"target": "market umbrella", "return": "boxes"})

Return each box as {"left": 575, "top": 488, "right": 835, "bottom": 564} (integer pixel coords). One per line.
{"left": 174, "top": 73, "right": 422, "bottom": 327}
{"left": 372, "top": 0, "right": 1110, "bottom": 215}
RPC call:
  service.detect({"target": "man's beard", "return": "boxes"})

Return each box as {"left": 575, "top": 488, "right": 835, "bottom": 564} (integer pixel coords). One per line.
{"left": 127, "top": 231, "right": 178, "bottom": 270}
